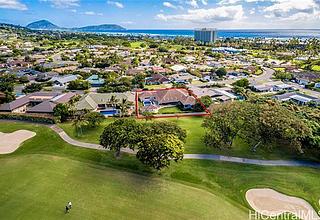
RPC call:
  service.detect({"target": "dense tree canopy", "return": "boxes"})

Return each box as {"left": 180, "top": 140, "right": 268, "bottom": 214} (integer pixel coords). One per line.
{"left": 22, "top": 83, "right": 43, "bottom": 94}
{"left": 67, "top": 79, "right": 90, "bottom": 90}
{"left": 216, "top": 68, "right": 227, "bottom": 78}
{"left": 0, "top": 74, "right": 16, "bottom": 104}
{"left": 232, "top": 78, "right": 249, "bottom": 88}
{"left": 194, "top": 96, "right": 213, "bottom": 112}
{"left": 53, "top": 103, "right": 75, "bottom": 122}
{"left": 100, "top": 119, "right": 186, "bottom": 169}
{"left": 136, "top": 134, "right": 184, "bottom": 170}
{"left": 85, "top": 112, "right": 105, "bottom": 128}
{"left": 144, "top": 121, "right": 187, "bottom": 142}
{"left": 100, "top": 119, "right": 143, "bottom": 156}
{"left": 203, "top": 101, "right": 313, "bottom": 153}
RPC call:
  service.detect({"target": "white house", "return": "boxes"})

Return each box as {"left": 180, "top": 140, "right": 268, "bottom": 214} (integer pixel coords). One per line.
{"left": 170, "top": 64, "right": 187, "bottom": 73}
{"left": 50, "top": 74, "right": 79, "bottom": 89}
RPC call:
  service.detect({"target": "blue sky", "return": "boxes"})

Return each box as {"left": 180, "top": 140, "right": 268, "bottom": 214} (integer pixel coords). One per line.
{"left": 1, "top": 0, "right": 320, "bottom": 29}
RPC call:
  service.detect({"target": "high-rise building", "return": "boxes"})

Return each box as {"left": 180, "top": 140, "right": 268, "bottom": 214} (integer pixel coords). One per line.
{"left": 194, "top": 28, "right": 217, "bottom": 43}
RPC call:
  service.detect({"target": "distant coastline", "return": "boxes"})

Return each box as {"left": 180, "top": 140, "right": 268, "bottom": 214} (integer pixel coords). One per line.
{"left": 87, "top": 29, "right": 320, "bottom": 39}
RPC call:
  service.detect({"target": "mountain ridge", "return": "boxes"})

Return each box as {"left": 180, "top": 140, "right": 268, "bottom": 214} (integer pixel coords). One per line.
{"left": 26, "top": 20, "right": 126, "bottom": 31}
{"left": 26, "top": 20, "right": 59, "bottom": 30}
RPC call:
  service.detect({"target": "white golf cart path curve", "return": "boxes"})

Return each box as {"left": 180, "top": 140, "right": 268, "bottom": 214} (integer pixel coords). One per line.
{"left": 48, "top": 125, "right": 320, "bottom": 169}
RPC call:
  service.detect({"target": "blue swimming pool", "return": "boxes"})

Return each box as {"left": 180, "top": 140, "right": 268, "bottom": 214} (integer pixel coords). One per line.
{"left": 100, "top": 109, "right": 118, "bottom": 116}
{"left": 143, "top": 100, "right": 152, "bottom": 106}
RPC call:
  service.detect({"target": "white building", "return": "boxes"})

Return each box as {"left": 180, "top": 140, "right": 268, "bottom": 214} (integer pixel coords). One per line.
{"left": 194, "top": 28, "right": 217, "bottom": 43}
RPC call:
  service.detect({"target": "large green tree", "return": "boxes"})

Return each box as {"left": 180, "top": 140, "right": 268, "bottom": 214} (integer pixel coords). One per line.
{"left": 136, "top": 134, "right": 184, "bottom": 170}
{"left": 203, "top": 101, "right": 312, "bottom": 153}
{"left": 85, "top": 112, "right": 105, "bottom": 128}
{"left": 215, "top": 67, "right": 227, "bottom": 78}
{"left": 144, "top": 121, "right": 187, "bottom": 143}
{"left": 67, "top": 80, "right": 90, "bottom": 90}
{"left": 100, "top": 119, "right": 186, "bottom": 169}
{"left": 194, "top": 95, "right": 213, "bottom": 112}
{"left": 232, "top": 78, "right": 249, "bottom": 88}
{"left": 203, "top": 102, "right": 247, "bottom": 148}
{"left": 22, "top": 83, "right": 43, "bottom": 94}
{"left": 0, "top": 74, "right": 16, "bottom": 104}
{"left": 100, "top": 119, "right": 142, "bottom": 157}
{"left": 53, "top": 103, "right": 75, "bottom": 122}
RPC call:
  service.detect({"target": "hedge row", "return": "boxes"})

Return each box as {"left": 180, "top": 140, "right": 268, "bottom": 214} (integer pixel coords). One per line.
{"left": 0, "top": 113, "right": 56, "bottom": 124}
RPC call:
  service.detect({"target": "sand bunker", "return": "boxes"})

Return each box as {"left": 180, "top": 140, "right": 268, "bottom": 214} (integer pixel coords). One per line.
{"left": 246, "top": 188, "right": 320, "bottom": 220}
{"left": 0, "top": 130, "right": 36, "bottom": 154}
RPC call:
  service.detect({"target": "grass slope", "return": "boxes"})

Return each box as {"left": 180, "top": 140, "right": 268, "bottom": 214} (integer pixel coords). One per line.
{"left": 59, "top": 117, "right": 320, "bottom": 161}
{"left": 0, "top": 155, "right": 247, "bottom": 220}
{"left": 0, "top": 121, "right": 319, "bottom": 219}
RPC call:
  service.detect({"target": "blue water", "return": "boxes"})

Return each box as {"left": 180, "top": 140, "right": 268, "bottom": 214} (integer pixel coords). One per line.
{"left": 100, "top": 109, "right": 118, "bottom": 116}
{"left": 91, "top": 29, "right": 320, "bottom": 39}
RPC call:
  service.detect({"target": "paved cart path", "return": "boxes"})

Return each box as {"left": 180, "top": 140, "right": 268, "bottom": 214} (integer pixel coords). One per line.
{"left": 49, "top": 125, "right": 320, "bottom": 169}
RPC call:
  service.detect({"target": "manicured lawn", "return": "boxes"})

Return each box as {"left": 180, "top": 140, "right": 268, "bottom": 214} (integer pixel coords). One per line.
{"left": 0, "top": 121, "right": 319, "bottom": 220}
{"left": 58, "top": 117, "right": 320, "bottom": 161}
{"left": 0, "top": 155, "right": 247, "bottom": 220}
{"left": 191, "top": 80, "right": 205, "bottom": 85}
{"left": 312, "top": 65, "right": 320, "bottom": 71}
{"left": 274, "top": 67, "right": 286, "bottom": 72}
{"left": 130, "top": 41, "right": 144, "bottom": 48}
{"left": 144, "top": 84, "right": 172, "bottom": 90}
{"left": 165, "top": 160, "right": 320, "bottom": 218}
{"left": 59, "top": 119, "right": 114, "bottom": 144}
{"left": 157, "top": 106, "right": 188, "bottom": 114}
{"left": 157, "top": 117, "right": 207, "bottom": 153}
{"left": 59, "top": 117, "right": 207, "bottom": 153}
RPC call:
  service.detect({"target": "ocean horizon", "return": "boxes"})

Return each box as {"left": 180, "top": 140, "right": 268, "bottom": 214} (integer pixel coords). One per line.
{"left": 89, "top": 29, "right": 320, "bottom": 39}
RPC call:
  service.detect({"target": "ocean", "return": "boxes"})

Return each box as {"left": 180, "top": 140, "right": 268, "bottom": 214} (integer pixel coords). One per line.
{"left": 91, "top": 29, "right": 320, "bottom": 39}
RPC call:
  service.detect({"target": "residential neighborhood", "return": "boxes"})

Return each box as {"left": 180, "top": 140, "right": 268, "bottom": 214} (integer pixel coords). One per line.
{"left": 2, "top": 28, "right": 320, "bottom": 120}
{"left": 0, "top": 15, "right": 320, "bottom": 220}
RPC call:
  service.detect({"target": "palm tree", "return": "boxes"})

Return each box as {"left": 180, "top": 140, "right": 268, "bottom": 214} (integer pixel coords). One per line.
{"left": 119, "top": 99, "right": 132, "bottom": 117}
{"left": 72, "top": 111, "right": 88, "bottom": 136}
{"left": 108, "top": 95, "right": 119, "bottom": 109}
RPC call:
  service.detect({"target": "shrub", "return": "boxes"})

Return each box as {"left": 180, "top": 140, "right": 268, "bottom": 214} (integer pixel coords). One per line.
{"left": 0, "top": 113, "right": 55, "bottom": 124}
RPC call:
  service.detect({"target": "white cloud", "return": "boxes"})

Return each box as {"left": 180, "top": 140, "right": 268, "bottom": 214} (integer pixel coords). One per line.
{"left": 281, "top": 12, "right": 319, "bottom": 21}
{"left": 156, "top": 5, "right": 244, "bottom": 23}
{"left": 185, "top": 0, "right": 209, "bottom": 8}
{"left": 217, "top": 0, "right": 320, "bottom": 23}
{"left": 84, "top": 11, "right": 95, "bottom": 15}
{"left": 84, "top": 11, "right": 103, "bottom": 16}
{"left": 40, "top": 0, "right": 79, "bottom": 8}
{"left": 263, "top": 0, "right": 319, "bottom": 18}
{"left": 249, "top": 8, "right": 255, "bottom": 14}
{"left": 219, "top": 0, "right": 241, "bottom": 5}
{"left": 107, "top": 1, "right": 124, "bottom": 8}
{"left": 219, "top": 0, "right": 270, "bottom": 5}
{"left": 121, "top": 21, "right": 135, "bottom": 24}
{"left": 186, "top": 0, "right": 199, "bottom": 8}
{"left": 0, "top": 0, "right": 27, "bottom": 10}
{"left": 201, "top": 0, "right": 208, "bottom": 5}
{"left": 163, "top": 1, "right": 177, "bottom": 9}
{"left": 264, "top": 0, "right": 317, "bottom": 13}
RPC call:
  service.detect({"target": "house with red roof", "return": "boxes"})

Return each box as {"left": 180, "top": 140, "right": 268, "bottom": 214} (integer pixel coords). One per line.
{"left": 139, "top": 89, "right": 196, "bottom": 112}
